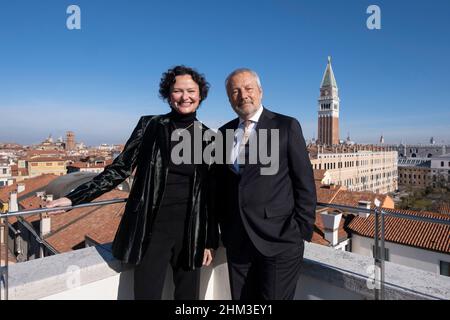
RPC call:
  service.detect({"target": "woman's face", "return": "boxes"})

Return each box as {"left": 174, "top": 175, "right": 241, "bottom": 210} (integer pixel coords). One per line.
{"left": 170, "top": 75, "right": 201, "bottom": 114}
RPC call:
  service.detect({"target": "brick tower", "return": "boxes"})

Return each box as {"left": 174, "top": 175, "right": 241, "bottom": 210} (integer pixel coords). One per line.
{"left": 318, "top": 56, "right": 340, "bottom": 146}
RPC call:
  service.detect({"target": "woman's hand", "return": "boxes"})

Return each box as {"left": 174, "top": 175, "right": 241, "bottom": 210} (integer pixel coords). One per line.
{"left": 45, "top": 197, "right": 72, "bottom": 215}
{"left": 202, "top": 249, "right": 215, "bottom": 266}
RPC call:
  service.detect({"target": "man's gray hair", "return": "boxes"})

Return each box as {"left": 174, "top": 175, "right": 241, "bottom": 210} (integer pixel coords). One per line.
{"left": 225, "top": 68, "right": 262, "bottom": 90}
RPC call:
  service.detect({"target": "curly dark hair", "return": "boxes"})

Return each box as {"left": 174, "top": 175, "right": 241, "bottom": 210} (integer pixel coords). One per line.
{"left": 159, "top": 65, "right": 210, "bottom": 106}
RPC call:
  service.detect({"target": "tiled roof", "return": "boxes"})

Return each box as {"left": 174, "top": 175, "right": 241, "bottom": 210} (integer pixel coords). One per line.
{"left": 27, "top": 157, "right": 66, "bottom": 162}
{"left": 0, "top": 174, "right": 58, "bottom": 203}
{"left": 68, "top": 161, "right": 110, "bottom": 169}
{"left": 330, "top": 190, "right": 393, "bottom": 209}
{"left": 313, "top": 169, "right": 327, "bottom": 181}
{"left": 315, "top": 182, "right": 343, "bottom": 204}
{"left": 27, "top": 150, "right": 65, "bottom": 155}
{"left": 14, "top": 190, "right": 128, "bottom": 253}
{"left": 44, "top": 190, "right": 127, "bottom": 252}
{"left": 437, "top": 202, "right": 450, "bottom": 215}
{"left": 347, "top": 208, "right": 450, "bottom": 254}
{"left": 315, "top": 178, "right": 394, "bottom": 209}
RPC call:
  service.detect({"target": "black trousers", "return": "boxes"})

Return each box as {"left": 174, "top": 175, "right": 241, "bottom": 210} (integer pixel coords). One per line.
{"left": 226, "top": 236, "right": 304, "bottom": 300}
{"left": 133, "top": 218, "right": 200, "bottom": 300}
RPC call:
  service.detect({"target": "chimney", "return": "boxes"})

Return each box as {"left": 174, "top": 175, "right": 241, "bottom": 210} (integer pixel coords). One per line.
{"left": 8, "top": 191, "right": 18, "bottom": 212}
{"left": 46, "top": 194, "right": 53, "bottom": 202}
{"left": 40, "top": 213, "right": 51, "bottom": 237}
{"left": 17, "top": 183, "right": 25, "bottom": 193}
{"left": 36, "top": 191, "right": 46, "bottom": 199}
{"left": 358, "top": 201, "right": 371, "bottom": 218}
{"left": 320, "top": 211, "right": 342, "bottom": 246}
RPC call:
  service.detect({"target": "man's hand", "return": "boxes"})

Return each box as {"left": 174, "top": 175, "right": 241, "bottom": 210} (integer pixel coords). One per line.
{"left": 202, "top": 249, "right": 215, "bottom": 266}
{"left": 45, "top": 197, "right": 72, "bottom": 215}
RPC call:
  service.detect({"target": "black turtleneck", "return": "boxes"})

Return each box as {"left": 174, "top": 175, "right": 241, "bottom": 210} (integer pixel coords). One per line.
{"left": 158, "top": 110, "right": 197, "bottom": 217}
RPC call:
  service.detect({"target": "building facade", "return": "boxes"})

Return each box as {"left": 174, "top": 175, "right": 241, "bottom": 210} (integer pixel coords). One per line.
{"left": 0, "top": 161, "right": 12, "bottom": 187}
{"left": 26, "top": 158, "right": 67, "bottom": 177}
{"left": 310, "top": 147, "right": 398, "bottom": 194}
{"left": 394, "top": 142, "right": 448, "bottom": 159}
{"left": 397, "top": 154, "right": 450, "bottom": 189}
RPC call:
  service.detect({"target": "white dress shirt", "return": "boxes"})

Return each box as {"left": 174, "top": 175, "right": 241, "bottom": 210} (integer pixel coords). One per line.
{"left": 231, "top": 105, "right": 264, "bottom": 171}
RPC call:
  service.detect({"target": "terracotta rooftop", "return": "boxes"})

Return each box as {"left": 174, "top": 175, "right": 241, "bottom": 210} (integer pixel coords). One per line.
{"left": 27, "top": 150, "right": 66, "bottom": 156}
{"left": 330, "top": 190, "right": 394, "bottom": 209}
{"left": 437, "top": 202, "right": 450, "bottom": 215}
{"left": 347, "top": 208, "right": 450, "bottom": 254}
{"left": 44, "top": 190, "right": 127, "bottom": 252}
{"left": 0, "top": 174, "right": 58, "bottom": 203}
{"left": 15, "top": 189, "right": 128, "bottom": 253}
{"left": 313, "top": 169, "right": 327, "bottom": 182}
{"left": 315, "top": 181, "right": 394, "bottom": 210}
{"left": 27, "top": 157, "right": 67, "bottom": 162}
{"left": 68, "top": 161, "right": 111, "bottom": 169}
{"left": 316, "top": 182, "right": 345, "bottom": 204}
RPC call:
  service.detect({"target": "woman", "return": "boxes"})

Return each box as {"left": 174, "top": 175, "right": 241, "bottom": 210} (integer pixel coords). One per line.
{"left": 47, "top": 65, "right": 219, "bottom": 300}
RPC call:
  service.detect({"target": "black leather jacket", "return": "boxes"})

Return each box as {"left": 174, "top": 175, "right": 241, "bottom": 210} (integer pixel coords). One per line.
{"left": 65, "top": 114, "right": 219, "bottom": 268}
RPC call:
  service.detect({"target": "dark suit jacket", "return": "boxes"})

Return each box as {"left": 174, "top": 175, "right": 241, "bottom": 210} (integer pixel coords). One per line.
{"left": 214, "top": 108, "right": 316, "bottom": 257}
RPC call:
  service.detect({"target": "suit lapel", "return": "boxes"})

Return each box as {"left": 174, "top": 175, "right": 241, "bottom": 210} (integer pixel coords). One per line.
{"left": 157, "top": 114, "right": 171, "bottom": 168}
{"left": 240, "top": 108, "right": 276, "bottom": 184}
{"left": 222, "top": 118, "right": 240, "bottom": 175}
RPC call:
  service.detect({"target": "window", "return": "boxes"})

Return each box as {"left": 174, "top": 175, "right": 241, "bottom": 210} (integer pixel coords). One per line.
{"left": 46, "top": 163, "right": 53, "bottom": 166}
{"left": 441, "top": 161, "right": 445, "bottom": 167}
{"left": 440, "top": 261, "right": 450, "bottom": 277}
{"left": 2, "top": 168, "right": 6, "bottom": 174}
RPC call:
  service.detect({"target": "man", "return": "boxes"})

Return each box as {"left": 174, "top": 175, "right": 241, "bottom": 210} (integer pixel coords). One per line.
{"left": 214, "top": 68, "right": 316, "bottom": 300}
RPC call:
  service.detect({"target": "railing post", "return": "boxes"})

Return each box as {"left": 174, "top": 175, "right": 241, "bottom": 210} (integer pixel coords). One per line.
{"left": 0, "top": 215, "right": 8, "bottom": 300}
{"left": 380, "top": 208, "right": 385, "bottom": 300}
{"left": 373, "top": 199, "right": 384, "bottom": 300}
{"left": 5, "top": 216, "right": 8, "bottom": 300}
{"left": 374, "top": 205, "right": 380, "bottom": 300}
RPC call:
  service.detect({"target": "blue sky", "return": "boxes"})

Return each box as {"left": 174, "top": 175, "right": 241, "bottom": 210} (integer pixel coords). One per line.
{"left": 0, "top": 0, "right": 449, "bottom": 146}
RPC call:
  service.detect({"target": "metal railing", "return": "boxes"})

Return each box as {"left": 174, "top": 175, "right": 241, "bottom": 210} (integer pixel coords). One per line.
{"left": 317, "top": 201, "right": 450, "bottom": 300}
{"left": 0, "top": 198, "right": 126, "bottom": 300}
{"left": 1, "top": 198, "right": 449, "bottom": 300}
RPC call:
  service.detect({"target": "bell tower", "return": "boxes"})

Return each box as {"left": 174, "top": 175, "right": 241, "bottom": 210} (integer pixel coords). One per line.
{"left": 318, "top": 56, "right": 340, "bottom": 146}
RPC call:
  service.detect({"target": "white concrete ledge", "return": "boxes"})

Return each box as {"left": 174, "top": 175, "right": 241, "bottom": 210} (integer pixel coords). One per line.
{"left": 2, "top": 242, "right": 449, "bottom": 300}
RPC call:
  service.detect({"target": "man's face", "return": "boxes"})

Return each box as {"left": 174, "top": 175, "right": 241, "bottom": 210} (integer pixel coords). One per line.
{"left": 226, "top": 72, "right": 263, "bottom": 119}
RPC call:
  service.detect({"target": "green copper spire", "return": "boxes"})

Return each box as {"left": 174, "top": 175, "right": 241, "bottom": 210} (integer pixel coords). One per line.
{"left": 321, "top": 56, "right": 338, "bottom": 88}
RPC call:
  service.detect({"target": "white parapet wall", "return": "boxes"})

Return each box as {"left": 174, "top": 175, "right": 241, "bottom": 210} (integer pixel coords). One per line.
{"left": 2, "top": 242, "right": 449, "bottom": 300}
